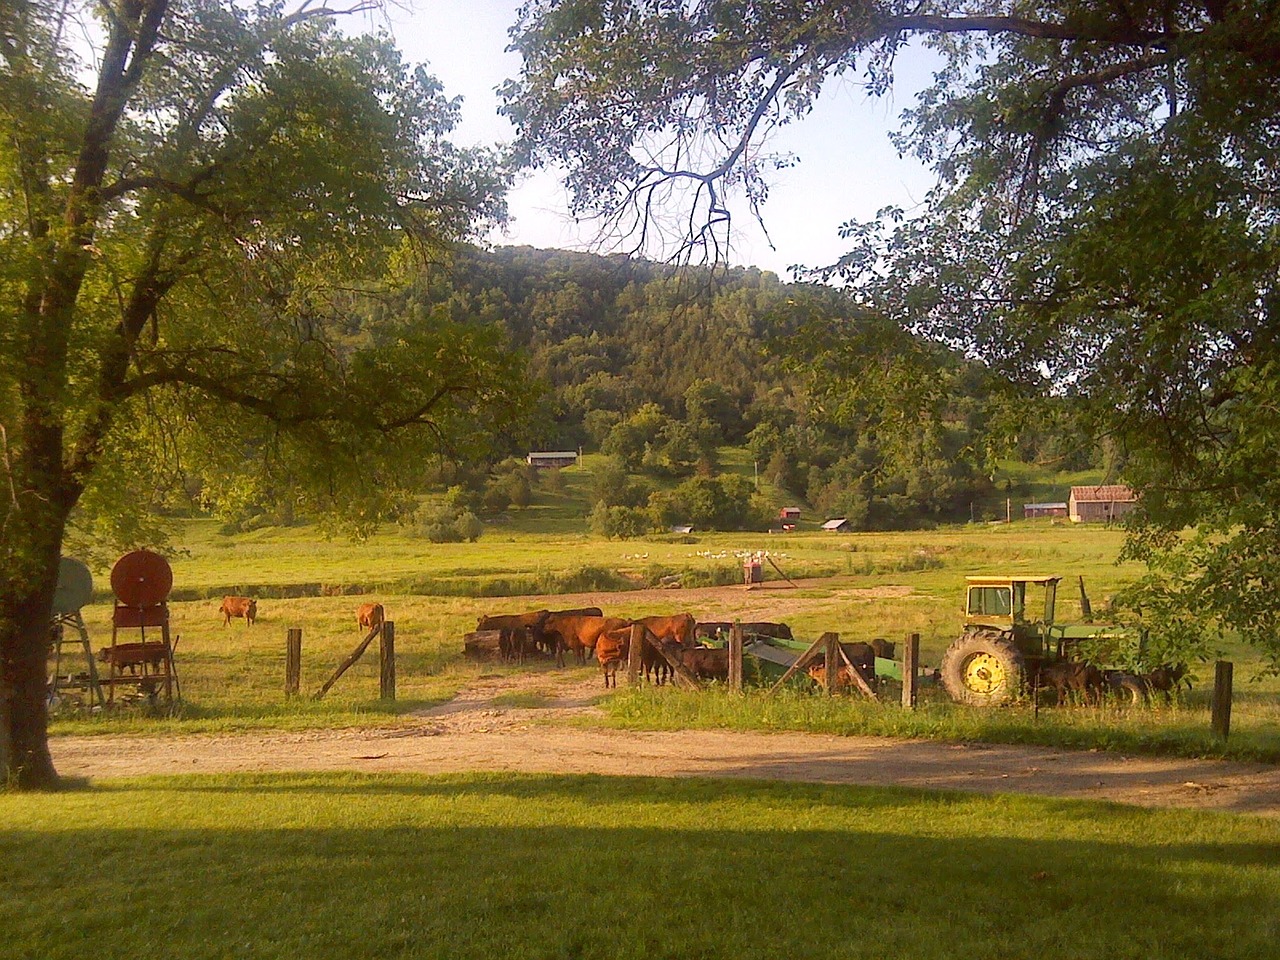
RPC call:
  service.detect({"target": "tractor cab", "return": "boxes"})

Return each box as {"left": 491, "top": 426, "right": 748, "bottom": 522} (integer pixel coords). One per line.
{"left": 964, "top": 576, "right": 1060, "bottom": 657}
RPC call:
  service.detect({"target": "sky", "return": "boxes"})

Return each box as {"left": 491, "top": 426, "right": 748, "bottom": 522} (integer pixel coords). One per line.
{"left": 380, "top": 0, "right": 941, "bottom": 277}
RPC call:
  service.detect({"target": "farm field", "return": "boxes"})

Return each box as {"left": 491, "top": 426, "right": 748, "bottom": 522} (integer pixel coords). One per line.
{"left": 54, "top": 511, "right": 1280, "bottom": 761}
{"left": 3, "top": 772, "right": 1277, "bottom": 960}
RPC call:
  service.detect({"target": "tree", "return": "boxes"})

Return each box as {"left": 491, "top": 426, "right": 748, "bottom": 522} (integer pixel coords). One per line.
{"left": 503, "top": 1, "right": 1280, "bottom": 668}
{"left": 1, "top": 1, "right": 527, "bottom": 787}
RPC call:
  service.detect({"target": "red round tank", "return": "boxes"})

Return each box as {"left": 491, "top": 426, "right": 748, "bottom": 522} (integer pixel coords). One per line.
{"left": 110, "top": 549, "right": 173, "bottom": 607}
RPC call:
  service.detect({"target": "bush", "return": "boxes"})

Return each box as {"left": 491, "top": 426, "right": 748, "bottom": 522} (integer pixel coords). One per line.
{"left": 410, "top": 502, "right": 484, "bottom": 543}
{"left": 590, "top": 502, "right": 651, "bottom": 539}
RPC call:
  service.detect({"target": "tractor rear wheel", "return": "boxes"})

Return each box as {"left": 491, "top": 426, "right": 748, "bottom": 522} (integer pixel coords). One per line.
{"left": 941, "top": 629, "right": 1025, "bottom": 706}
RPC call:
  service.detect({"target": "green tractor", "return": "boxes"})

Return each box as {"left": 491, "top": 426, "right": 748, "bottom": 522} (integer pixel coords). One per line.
{"left": 940, "top": 576, "right": 1136, "bottom": 706}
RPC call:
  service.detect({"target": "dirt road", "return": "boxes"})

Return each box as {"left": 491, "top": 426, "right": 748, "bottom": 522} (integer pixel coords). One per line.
{"left": 50, "top": 672, "right": 1280, "bottom": 817}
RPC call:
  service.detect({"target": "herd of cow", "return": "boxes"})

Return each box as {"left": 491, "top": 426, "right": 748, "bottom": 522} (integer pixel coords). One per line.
{"left": 475, "top": 608, "right": 794, "bottom": 688}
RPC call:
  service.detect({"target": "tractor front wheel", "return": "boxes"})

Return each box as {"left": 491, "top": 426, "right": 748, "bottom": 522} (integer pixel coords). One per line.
{"left": 941, "top": 630, "right": 1025, "bottom": 706}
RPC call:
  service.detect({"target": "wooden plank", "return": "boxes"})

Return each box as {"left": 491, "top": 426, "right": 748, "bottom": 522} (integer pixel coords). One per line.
{"left": 627, "top": 623, "right": 644, "bottom": 686}
{"left": 285, "top": 627, "right": 302, "bottom": 698}
{"left": 652, "top": 640, "right": 702, "bottom": 691}
{"left": 765, "top": 633, "right": 829, "bottom": 696}
{"left": 764, "top": 555, "right": 798, "bottom": 588}
{"left": 728, "top": 621, "right": 743, "bottom": 693}
{"left": 902, "top": 632, "right": 919, "bottom": 710}
{"left": 1211, "top": 660, "right": 1233, "bottom": 739}
{"left": 836, "top": 643, "right": 877, "bottom": 699}
{"left": 313, "top": 623, "right": 382, "bottom": 700}
{"left": 824, "top": 634, "right": 840, "bottom": 697}
{"left": 380, "top": 621, "right": 396, "bottom": 700}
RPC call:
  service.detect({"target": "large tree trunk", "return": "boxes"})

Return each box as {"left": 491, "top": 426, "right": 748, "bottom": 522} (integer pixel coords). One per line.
{"left": 0, "top": 496, "right": 67, "bottom": 790}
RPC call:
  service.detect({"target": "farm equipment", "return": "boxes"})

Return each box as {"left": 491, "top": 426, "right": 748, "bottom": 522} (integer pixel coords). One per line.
{"left": 940, "top": 575, "right": 1136, "bottom": 706}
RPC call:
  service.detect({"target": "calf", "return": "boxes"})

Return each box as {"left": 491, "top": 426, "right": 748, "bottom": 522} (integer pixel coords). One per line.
{"left": 1037, "top": 660, "right": 1103, "bottom": 705}
{"left": 219, "top": 596, "right": 257, "bottom": 626}
{"left": 98, "top": 643, "right": 168, "bottom": 676}
{"left": 357, "top": 602, "right": 385, "bottom": 633}
{"left": 672, "top": 643, "right": 729, "bottom": 682}
{"left": 1144, "top": 663, "right": 1191, "bottom": 701}
{"left": 596, "top": 628, "right": 630, "bottom": 688}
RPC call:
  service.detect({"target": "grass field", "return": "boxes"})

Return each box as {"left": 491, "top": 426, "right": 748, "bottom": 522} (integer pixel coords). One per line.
{"left": 51, "top": 462, "right": 1279, "bottom": 758}
{"left": 2, "top": 772, "right": 1277, "bottom": 960}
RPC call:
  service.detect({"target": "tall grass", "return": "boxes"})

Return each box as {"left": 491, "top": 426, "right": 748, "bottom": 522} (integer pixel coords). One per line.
{"left": 604, "top": 686, "right": 1280, "bottom": 764}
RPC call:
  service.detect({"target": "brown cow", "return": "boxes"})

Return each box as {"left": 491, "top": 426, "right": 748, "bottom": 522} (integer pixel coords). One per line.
{"left": 632, "top": 614, "right": 696, "bottom": 685}
{"left": 661, "top": 640, "right": 728, "bottom": 682}
{"left": 1037, "top": 660, "right": 1104, "bottom": 705}
{"left": 357, "top": 602, "right": 385, "bottom": 633}
{"left": 478, "top": 610, "right": 555, "bottom": 664}
{"left": 1143, "top": 663, "right": 1191, "bottom": 701}
{"left": 596, "top": 628, "right": 631, "bottom": 688}
{"left": 540, "top": 614, "right": 630, "bottom": 664}
{"left": 220, "top": 596, "right": 257, "bottom": 626}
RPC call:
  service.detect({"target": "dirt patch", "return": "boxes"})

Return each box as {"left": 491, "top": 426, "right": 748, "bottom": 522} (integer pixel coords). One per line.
{"left": 49, "top": 667, "right": 1280, "bottom": 818}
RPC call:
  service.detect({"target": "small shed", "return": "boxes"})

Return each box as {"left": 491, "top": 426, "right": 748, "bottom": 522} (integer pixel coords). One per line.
{"left": 1068, "top": 485, "right": 1137, "bottom": 523}
{"left": 821, "top": 518, "right": 850, "bottom": 532}
{"left": 526, "top": 451, "right": 579, "bottom": 469}
{"left": 779, "top": 506, "right": 801, "bottom": 520}
{"left": 1023, "top": 501, "right": 1068, "bottom": 519}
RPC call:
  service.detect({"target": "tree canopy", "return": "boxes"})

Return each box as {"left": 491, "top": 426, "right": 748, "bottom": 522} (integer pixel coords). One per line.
{"left": 502, "top": 1, "right": 1280, "bottom": 669}
{"left": 0, "top": 0, "right": 530, "bottom": 787}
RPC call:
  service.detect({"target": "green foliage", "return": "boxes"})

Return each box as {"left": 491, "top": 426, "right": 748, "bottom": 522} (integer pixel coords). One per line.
{"left": 648, "top": 474, "right": 768, "bottom": 532}
{"left": 408, "top": 502, "right": 484, "bottom": 543}
{"left": 589, "top": 502, "right": 651, "bottom": 539}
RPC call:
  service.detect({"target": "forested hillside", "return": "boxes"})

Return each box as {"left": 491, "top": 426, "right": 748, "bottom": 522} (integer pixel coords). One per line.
{"left": 373, "top": 246, "right": 1105, "bottom": 533}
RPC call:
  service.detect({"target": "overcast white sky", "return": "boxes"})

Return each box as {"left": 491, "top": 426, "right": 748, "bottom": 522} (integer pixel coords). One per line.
{"left": 381, "top": 0, "right": 940, "bottom": 277}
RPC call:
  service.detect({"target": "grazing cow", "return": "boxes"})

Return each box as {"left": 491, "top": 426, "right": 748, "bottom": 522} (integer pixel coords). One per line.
{"left": 596, "top": 628, "right": 631, "bottom": 688}
{"left": 539, "top": 614, "right": 631, "bottom": 664}
{"left": 632, "top": 613, "right": 696, "bottom": 685}
{"left": 499, "top": 625, "right": 540, "bottom": 665}
{"left": 98, "top": 643, "right": 168, "bottom": 675}
{"left": 694, "top": 621, "right": 732, "bottom": 641}
{"left": 219, "top": 596, "right": 257, "bottom": 626}
{"left": 1037, "top": 660, "right": 1104, "bottom": 705}
{"left": 1143, "top": 663, "right": 1191, "bottom": 701}
{"left": 807, "top": 661, "right": 859, "bottom": 692}
{"left": 662, "top": 640, "right": 729, "bottom": 682}
{"left": 478, "top": 610, "right": 555, "bottom": 663}
{"left": 357, "top": 602, "right": 385, "bottom": 633}
{"left": 739, "top": 621, "right": 792, "bottom": 640}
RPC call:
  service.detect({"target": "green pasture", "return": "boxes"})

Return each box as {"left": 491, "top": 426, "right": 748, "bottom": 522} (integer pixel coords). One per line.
{"left": 52, "top": 508, "right": 1280, "bottom": 757}
{"left": 2, "top": 773, "right": 1276, "bottom": 960}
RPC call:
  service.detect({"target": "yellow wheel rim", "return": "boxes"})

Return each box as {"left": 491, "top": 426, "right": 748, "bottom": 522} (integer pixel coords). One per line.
{"left": 962, "top": 652, "right": 1007, "bottom": 696}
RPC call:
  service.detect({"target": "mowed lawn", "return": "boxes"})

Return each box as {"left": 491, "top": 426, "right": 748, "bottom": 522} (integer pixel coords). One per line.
{"left": 3, "top": 772, "right": 1277, "bottom": 960}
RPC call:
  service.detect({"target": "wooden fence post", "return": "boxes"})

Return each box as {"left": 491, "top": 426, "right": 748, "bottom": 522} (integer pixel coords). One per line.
{"left": 379, "top": 621, "right": 396, "bottom": 700}
{"left": 824, "top": 633, "right": 840, "bottom": 696}
{"left": 902, "top": 632, "right": 919, "bottom": 710}
{"left": 285, "top": 628, "right": 302, "bottom": 699}
{"left": 1211, "top": 660, "right": 1233, "bottom": 740}
{"left": 627, "top": 623, "right": 644, "bottom": 686}
{"left": 729, "top": 621, "right": 743, "bottom": 693}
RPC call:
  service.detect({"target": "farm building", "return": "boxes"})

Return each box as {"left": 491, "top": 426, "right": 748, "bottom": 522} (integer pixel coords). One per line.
{"left": 526, "top": 451, "right": 579, "bottom": 468}
{"left": 1023, "top": 502, "right": 1068, "bottom": 519}
{"left": 1068, "top": 485, "right": 1137, "bottom": 523}
{"left": 821, "top": 518, "right": 850, "bottom": 532}
{"left": 779, "top": 506, "right": 801, "bottom": 520}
